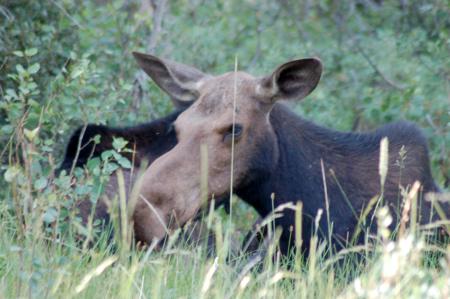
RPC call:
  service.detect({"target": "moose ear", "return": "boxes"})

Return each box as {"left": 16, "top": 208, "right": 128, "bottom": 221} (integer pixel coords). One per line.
{"left": 132, "top": 52, "right": 208, "bottom": 107}
{"left": 257, "top": 58, "right": 322, "bottom": 103}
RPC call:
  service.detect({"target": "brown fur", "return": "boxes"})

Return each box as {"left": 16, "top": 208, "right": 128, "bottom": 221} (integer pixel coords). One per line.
{"left": 132, "top": 52, "right": 322, "bottom": 244}
{"left": 131, "top": 52, "right": 445, "bottom": 255}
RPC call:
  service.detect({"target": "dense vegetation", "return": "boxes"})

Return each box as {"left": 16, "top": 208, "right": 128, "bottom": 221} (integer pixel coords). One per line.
{"left": 0, "top": 0, "right": 449, "bottom": 298}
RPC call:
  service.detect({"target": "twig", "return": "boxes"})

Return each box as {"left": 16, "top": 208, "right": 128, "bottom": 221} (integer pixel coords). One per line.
{"left": 147, "top": 0, "right": 167, "bottom": 53}
{"left": 426, "top": 114, "right": 449, "bottom": 187}
{"left": 69, "top": 124, "right": 88, "bottom": 178}
{"left": 278, "top": 0, "right": 309, "bottom": 41}
{"left": 0, "top": 5, "right": 14, "bottom": 20}
{"left": 248, "top": 7, "right": 281, "bottom": 69}
{"left": 49, "top": 0, "right": 83, "bottom": 29}
{"left": 131, "top": 0, "right": 168, "bottom": 117}
{"left": 354, "top": 41, "right": 405, "bottom": 90}
{"left": 320, "top": 159, "right": 332, "bottom": 248}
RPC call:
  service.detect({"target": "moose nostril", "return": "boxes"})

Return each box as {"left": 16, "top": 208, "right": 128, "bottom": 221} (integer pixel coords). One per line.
{"left": 133, "top": 186, "right": 172, "bottom": 243}
{"left": 151, "top": 192, "right": 165, "bottom": 208}
{"left": 140, "top": 179, "right": 177, "bottom": 212}
{"left": 140, "top": 188, "right": 166, "bottom": 211}
{"left": 133, "top": 200, "right": 169, "bottom": 245}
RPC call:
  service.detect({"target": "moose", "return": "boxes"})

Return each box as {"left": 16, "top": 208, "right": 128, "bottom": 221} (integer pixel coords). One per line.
{"left": 61, "top": 95, "right": 236, "bottom": 252}
{"left": 60, "top": 108, "right": 181, "bottom": 233}
{"left": 130, "top": 52, "right": 445, "bottom": 256}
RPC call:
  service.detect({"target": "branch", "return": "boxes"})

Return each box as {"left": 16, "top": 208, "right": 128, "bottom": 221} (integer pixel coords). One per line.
{"left": 354, "top": 41, "right": 405, "bottom": 90}
{"left": 147, "top": 0, "right": 167, "bottom": 53}
{"left": 248, "top": 6, "right": 282, "bottom": 69}
{"left": 49, "top": 0, "right": 84, "bottom": 29}
{"left": 131, "top": 0, "right": 168, "bottom": 118}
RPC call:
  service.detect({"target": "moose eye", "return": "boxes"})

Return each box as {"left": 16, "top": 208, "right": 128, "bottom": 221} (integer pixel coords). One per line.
{"left": 223, "top": 124, "right": 243, "bottom": 143}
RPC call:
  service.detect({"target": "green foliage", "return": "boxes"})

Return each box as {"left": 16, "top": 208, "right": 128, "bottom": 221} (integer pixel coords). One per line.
{"left": 0, "top": 0, "right": 449, "bottom": 298}
{"left": 1, "top": 0, "right": 448, "bottom": 184}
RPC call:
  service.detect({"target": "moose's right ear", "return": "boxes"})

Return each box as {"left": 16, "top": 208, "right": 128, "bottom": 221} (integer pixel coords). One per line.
{"left": 256, "top": 58, "right": 322, "bottom": 103}
{"left": 132, "top": 52, "right": 208, "bottom": 107}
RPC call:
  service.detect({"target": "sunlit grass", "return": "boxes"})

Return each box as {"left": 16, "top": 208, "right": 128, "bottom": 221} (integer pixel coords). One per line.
{"left": 1, "top": 111, "right": 449, "bottom": 299}
{"left": 1, "top": 160, "right": 449, "bottom": 298}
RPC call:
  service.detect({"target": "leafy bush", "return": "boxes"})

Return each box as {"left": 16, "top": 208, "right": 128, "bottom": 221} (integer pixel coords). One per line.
{"left": 0, "top": 0, "right": 448, "bottom": 298}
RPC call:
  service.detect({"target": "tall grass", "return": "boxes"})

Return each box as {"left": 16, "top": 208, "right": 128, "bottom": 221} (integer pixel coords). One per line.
{"left": 1, "top": 133, "right": 449, "bottom": 299}
{"left": 1, "top": 1, "right": 449, "bottom": 297}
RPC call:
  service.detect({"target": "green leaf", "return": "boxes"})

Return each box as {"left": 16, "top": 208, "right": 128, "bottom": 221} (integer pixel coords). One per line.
{"left": 4, "top": 166, "right": 20, "bottom": 182}
{"left": 117, "top": 156, "right": 131, "bottom": 169}
{"left": 1, "top": 125, "right": 13, "bottom": 134}
{"left": 103, "top": 162, "right": 119, "bottom": 174}
{"left": 15, "top": 64, "right": 25, "bottom": 74}
{"left": 28, "top": 63, "right": 40, "bottom": 74}
{"left": 55, "top": 174, "right": 71, "bottom": 189}
{"left": 101, "top": 150, "right": 114, "bottom": 161}
{"left": 75, "top": 185, "right": 91, "bottom": 196}
{"left": 34, "top": 177, "right": 48, "bottom": 190}
{"left": 70, "top": 67, "right": 84, "bottom": 79}
{"left": 24, "top": 48, "right": 38, "bottom": 56}
{"left": 42, "top": 208, "right": 58, "bottom": 224}
{"left": 19, "top": 85, "right": 30, "bottom": 95}
{"left": 9, "top": 245, "right": 22, "bottom": 252}
{"left": 13, "top": 51, "right": 24, "bottom": 57}
{"left": 111, "top": 151, "right": 122, "bottom": 161}
{"left": 87, "top": 157, "right": 101, "bottom": 171}
{"left": 24, "top": 127, "right": 40, "bottom": 141}
{"left": 93, "top": 134, "right": 101, "bottom": 144}
{"left": 6, "top": 89, "right": 18, "bottom": 100}
{"left": 112, "top": 137, "right": 128, "bottom": 151}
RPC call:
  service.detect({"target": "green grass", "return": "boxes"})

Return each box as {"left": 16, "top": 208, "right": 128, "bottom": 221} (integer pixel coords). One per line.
{"left": 1, "top": 1, "right": 449, "bottom": 298}
{"left": 0, "top": 163, "right": 449, "bottom": 299}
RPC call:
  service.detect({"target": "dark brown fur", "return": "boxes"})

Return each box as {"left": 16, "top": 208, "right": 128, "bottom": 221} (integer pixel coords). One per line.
{"left": 131, "top": 52, "right": 446, "bottom": 256}
{"left": 59, "top": 110, "right": 181, "bottom": 243}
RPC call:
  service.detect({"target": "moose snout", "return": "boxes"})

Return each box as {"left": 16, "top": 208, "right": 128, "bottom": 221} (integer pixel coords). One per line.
{"left": 131, "top": 142, "right": 204, "bottom": 245}
{"left": 132, "top": 167, "right": 176, "bottom": 244}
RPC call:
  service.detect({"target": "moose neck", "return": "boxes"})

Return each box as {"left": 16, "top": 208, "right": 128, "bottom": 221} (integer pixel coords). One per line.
{"left": 235, "top": 102, "right": 442, "bottom": 249}
{"left": 236, "top": 103, "right": 359, "bottom": 219}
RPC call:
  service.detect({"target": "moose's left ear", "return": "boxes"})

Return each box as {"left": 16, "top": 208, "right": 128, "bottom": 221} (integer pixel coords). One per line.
{"left": 257, "top": 58, "right": 322, "bottom": 102}
{"left": 132, "top": 52, "right": 209, "bottom": 108}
